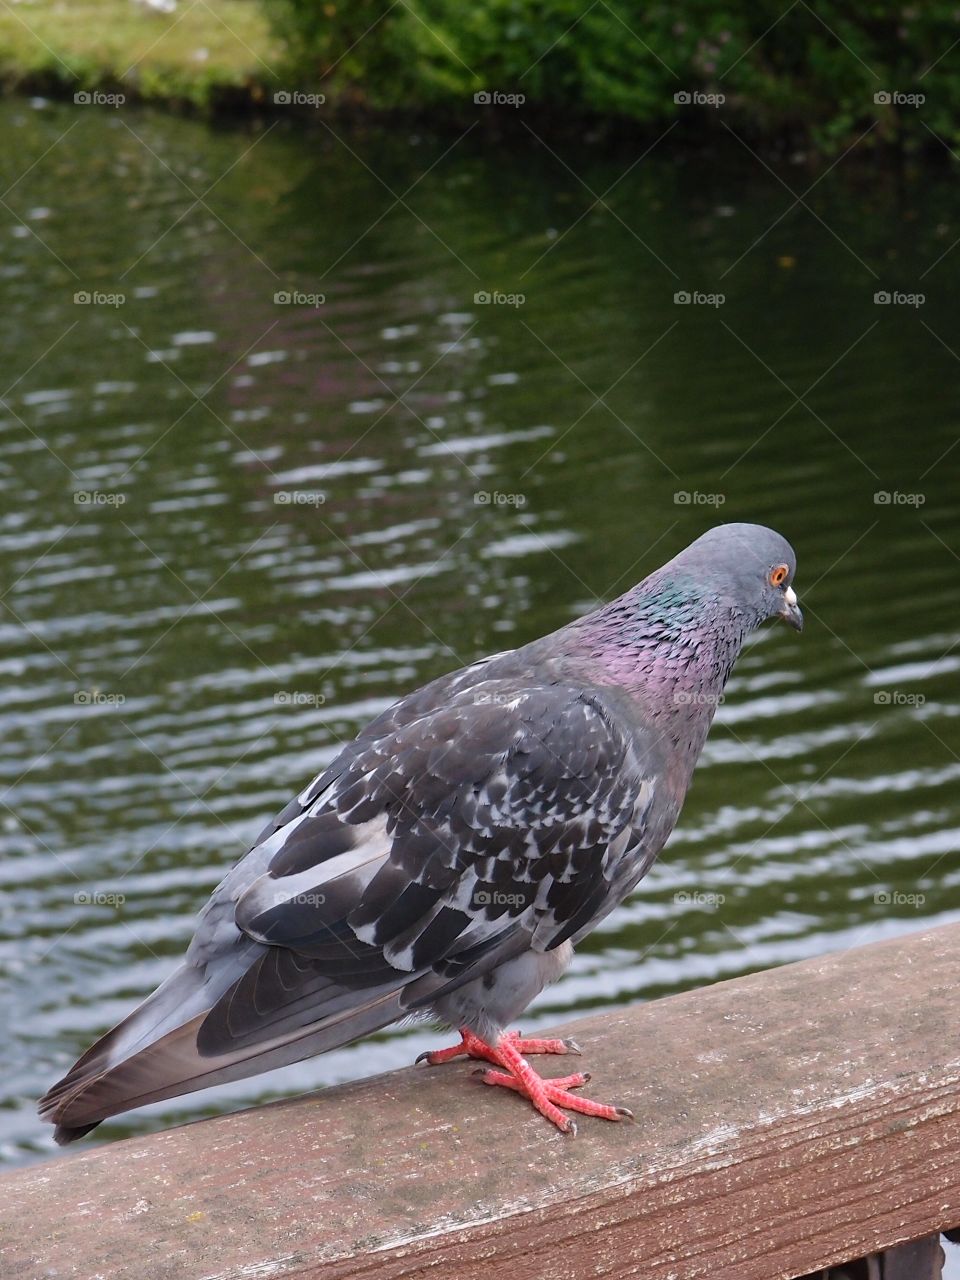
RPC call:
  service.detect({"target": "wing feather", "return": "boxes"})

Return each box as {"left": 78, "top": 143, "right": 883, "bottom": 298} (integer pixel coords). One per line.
{"left": 233, "top": 682, "right": 654, "bottom": 989}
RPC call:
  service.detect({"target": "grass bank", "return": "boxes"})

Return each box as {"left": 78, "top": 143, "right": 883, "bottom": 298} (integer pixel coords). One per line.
{"left": 0, "top": 0, "right": 281, "bottom": 110}
{"left": 0, "top": 0, "right": 956, "bottom": 159}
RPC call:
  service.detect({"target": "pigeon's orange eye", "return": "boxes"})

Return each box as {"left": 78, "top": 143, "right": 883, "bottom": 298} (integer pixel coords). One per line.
{"left": 770, "top": 564, "right": 789, "bottom": 587}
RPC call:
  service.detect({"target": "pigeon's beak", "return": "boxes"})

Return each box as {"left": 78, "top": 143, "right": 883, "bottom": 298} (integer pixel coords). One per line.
{"left": 778, "top": 585, "right": 803, "bottom": 632}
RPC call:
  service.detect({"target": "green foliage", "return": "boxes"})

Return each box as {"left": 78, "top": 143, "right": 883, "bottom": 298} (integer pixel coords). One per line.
{"left": 262, "top": 0, "right": 960, "bottom": 150}
{"left": 264, "top": 0, "right": 421, "bottom": 104}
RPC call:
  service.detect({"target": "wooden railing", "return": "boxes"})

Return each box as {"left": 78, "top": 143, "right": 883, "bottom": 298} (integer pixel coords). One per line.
{"left": 4, "top": 922, "right": 960, "bottom": 1280}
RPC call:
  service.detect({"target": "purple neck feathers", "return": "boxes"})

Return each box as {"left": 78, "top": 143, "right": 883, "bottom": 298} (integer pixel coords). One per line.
{"left": 553, "top": 570, "right": 754, "bottom": 756}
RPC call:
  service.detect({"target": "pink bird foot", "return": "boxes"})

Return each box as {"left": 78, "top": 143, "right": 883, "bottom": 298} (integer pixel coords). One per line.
{"left": 416, "top": 1026, "right": 580, "bottom": 1066}
{"left": 417, "top": 1027, "right": 632, "bottom": 1135}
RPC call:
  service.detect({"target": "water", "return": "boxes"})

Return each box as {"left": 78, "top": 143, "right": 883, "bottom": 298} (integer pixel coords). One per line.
{"left": 2, "top": 100, "right": 959, "bottom": 1205}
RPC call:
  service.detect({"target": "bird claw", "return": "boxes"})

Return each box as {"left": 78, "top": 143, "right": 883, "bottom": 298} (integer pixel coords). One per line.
{"left": 510, "top": 1032, "right": 582, "bottom": 1056}
{"left": 417, "top": 1027, "right": 581, "bottom": 1067}
{"left": 415, "top": 1029, "right": 494, "bottom": 1066}
{"left": 421, "top": 1027, "right": 629, "bottom": 1135}
{"left": 474, "top": 1068, "right": 590, "bottom": 1089}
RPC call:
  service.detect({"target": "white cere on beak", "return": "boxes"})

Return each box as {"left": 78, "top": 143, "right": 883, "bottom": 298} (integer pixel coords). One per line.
{"left": 784, "top": 585, "right": 797, "bottom": 606}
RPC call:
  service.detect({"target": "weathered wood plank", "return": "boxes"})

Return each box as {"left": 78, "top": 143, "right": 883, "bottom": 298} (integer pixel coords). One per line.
{"left": 5, "top": 922, "right": 960, "bottom": 1280}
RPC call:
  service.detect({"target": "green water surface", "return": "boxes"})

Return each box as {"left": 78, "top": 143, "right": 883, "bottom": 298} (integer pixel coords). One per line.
{"left": 1, "top": 100, "right": 958, "bottom": 1167}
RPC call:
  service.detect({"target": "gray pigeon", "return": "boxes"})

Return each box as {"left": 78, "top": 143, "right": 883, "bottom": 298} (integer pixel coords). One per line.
{"left": 40, "top": 522, "right": 802, "bottom": 1140}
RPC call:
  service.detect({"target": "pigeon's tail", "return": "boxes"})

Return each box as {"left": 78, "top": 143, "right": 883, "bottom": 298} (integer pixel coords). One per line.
{"left": 39, "top": 957, "right": 410, "bottom": 1144}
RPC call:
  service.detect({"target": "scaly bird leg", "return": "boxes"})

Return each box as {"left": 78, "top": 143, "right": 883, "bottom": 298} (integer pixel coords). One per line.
{"left": 416, "top": 1026, "right": 580, "bottom": 1066}
{"left": 418, "top": 1028, "right": 632, "bottom": 1135}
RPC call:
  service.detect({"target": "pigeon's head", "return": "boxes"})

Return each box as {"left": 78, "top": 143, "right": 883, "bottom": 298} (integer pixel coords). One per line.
{"left": 674, "top": 523, "right": 803, "bottom": 633}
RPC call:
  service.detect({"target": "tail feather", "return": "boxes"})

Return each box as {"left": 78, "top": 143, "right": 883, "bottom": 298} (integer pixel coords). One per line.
{"left": 52, "top": 1121, "right": 100, "bottom": 1144}
{"left": 40, "top": 975, "right": 411, "bottom": 1143}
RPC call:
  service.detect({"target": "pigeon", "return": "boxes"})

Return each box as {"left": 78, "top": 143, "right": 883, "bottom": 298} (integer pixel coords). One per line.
{"left": 40, "top": 522, "right": 802, "bottom": 1141}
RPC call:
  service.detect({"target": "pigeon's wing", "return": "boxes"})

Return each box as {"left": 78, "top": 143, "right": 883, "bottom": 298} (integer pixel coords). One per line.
{"left": 200, "top": 678, "right": 656, "bottom": 1057}
{"left": 40, "top": 676, "right": 659, "bottom": 1137}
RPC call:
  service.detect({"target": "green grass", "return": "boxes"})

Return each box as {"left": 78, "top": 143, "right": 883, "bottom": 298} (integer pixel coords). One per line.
{"left": 0, "top": 0, "right": 282, "bottom": 109}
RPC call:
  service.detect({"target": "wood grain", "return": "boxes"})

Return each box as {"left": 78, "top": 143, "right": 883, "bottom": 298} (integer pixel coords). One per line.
{"left": 5, "top": 922, "right": 960, "bottom": 1280}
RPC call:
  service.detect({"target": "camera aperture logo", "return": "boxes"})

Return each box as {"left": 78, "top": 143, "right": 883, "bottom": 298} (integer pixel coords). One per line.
{"left": 474, "top": 888, "right": 529, "bottom": 908}
{"left": 274, "top": 290, "right": 325, "bottom": 308}
{"left": 273, "top": 90, "right": 326, "bottom": 108}
{"left": 674, "top": 889, "right": 725, "bottom": 909}
{"left": 873, "top": 689, "right": 925, "bottom": 707}
{"left": 674, "top": 90, "right": 725, "bottom": 108}
{"left": 274, "top": 489, "right": 326, "bottom": 507}
{"left": 474, "top": 91, "right": 525, "bottom": 107}
{"left": 674, "top": 290, "right": 725, "bottom": 308}
{"left": 74, "top": 690, "right": 125, "bottom": 707}
{"left": 474, "top": 289, "right": 525, "bottom": 309}
{"left": 75, "top": 889, "right": 125, "bottom": 907}
{"left": 674, "top": 490, "right": 725, "bottom": 507}
{"left": 74, "top": 489, "right": 126, "bottom": 507}
{"left": 274, "top": 690, "right": 327, "bottom": 707}
{"left": 874, "top": 90, "right": 924, "bottom": 108}
{"left": 74, "top": 291, "right": 125, "bottom": 308}
{"left": 673, "top": 690, "right": 725, "bottom": 707}
{"left": 873, "top": 490, "right": 924, "bottom": 507}
{"left": 473, "top": 690, "right": 521, "bottom": 707}
{"left": 74, "top": 90, "right": 125, "bottom": 108}
{"left": 474, "top": 490, "right": 526, "bottom": 507}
